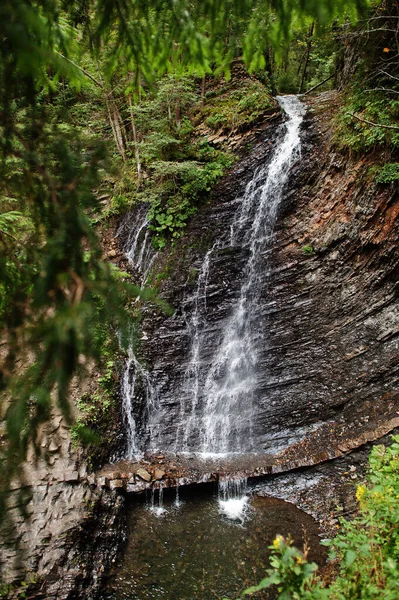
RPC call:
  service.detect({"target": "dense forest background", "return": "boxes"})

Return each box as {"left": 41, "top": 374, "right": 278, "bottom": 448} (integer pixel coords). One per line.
{"left": 1, "top": 0, "right": 399, "bottom": 597}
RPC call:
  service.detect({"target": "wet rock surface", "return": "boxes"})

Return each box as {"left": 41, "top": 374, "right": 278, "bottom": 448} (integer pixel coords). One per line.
{"left": 0, "top": 411, "right": 126, "bottom": 600}
{"left": 120, "top": 90, "right": 399, "bottom": 466}
{"left": 253, "top": 427, "right": 399, "bottom": 538}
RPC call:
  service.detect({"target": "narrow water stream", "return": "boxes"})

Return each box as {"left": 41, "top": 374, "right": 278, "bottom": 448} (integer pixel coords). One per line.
{"left": 100, "top": 487, "right": 325, "bottom": 600}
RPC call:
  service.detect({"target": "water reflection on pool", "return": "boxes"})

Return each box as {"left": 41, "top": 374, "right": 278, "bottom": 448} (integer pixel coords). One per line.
{"left": 100, "top": 485, "right": 325, "bottom": 600}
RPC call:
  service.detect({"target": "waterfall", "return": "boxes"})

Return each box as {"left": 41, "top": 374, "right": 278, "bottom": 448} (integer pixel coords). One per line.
{"left": 175, "top": 246, "right": 216, "bottom": 452}
{"left": 197, "top": 96, "right": 305, "bottom": 454}
{"left": 120, "top": 96, "right": 305, "bottom": 459}
{"left": 117, "top": 205, "right": 155, "bottom": 277}
{"left": 148, "top": 483, "right": 166, "bottom": 517}
{"left": 218, "top": 477, "right": 249, "bottom": 523}
{"left": 117, "top": 205, "right": 157, "bottom": 458}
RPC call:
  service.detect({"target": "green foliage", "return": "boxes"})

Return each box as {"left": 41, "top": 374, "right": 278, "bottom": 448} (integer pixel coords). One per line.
{"left": 123, "top": 73, "right": 236, "bottom": 248}
{"left": 333, "top": 3, "right": 399, "bottom": 153}
{"left": 71, "top": 345, "right": 118, "bottom": 468}
{"left": 336, "top": 93, "right": 399, "bottom": 152}
{"left": 146, "top": 152, "right": 233, "bottom": 248}
{"left": 375, "top": 163, "right": 399, "bottom": 184}
{"left": 225, "top": 537, "right": 324, "bottom": 600}
{"left": 302, "top": 244, "right": 314, "bottom": 255}
{"left": 199, "top": 80, "right": 274, "bottom": 132}
{"left": 273, "top": 23, "right": 338, "bottom": 94}
{"left": 231, "top": 436, "right": 399, "bottom": 600}
{"left": 0, "top": 96, "right": 142, "bottom": 491}
{"left": 86, "top": 0, "right": 368, "bottom": 83}
{"left": 0, "top": 573, "right": 38, "bottom": 599}
{"left": 325, "top": 438, "right": 399, "bottom": 599}
{"left": 276, "top": 72, "right": 299, "bottom": 94}
{"left": 147, "top": 195, "right": 197, "bottom": 250}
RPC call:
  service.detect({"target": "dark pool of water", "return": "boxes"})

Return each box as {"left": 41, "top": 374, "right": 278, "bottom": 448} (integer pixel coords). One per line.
{"left": 100, "top": 486, "right": 325, "bottom": 600}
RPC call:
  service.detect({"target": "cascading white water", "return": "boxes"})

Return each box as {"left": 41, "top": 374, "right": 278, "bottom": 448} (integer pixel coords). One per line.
{"left": 120, "top": 346, "right": 141, "bottom": 458}
{"left": 175, "top": 246, "right": 216, "bottom": 452}
{"left": 117, "top": 206, "right": 158, "bottom": 459}
{"left": 148, "top": 483, "right": 167, "bottom": 517}
{"left": 118, "top": 206, "right": 155, "bottom": 279}
{"left": 218, "top": 477, "right": 249, "bottom": 522}
{"left": 120, "top": 96, "right": 305, "bottom": 460}
{"left": 185, "top": 96, "right": 305, "bottom": 454}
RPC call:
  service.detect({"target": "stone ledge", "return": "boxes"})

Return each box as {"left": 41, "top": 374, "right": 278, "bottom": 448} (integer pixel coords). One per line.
{"left": 92, "top": 408, "right": 399, "bottom": 494}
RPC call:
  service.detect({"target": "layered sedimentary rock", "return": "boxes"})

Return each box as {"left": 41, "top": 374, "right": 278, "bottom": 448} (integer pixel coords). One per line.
{"left": 128, "top": 90, "right": 399, "bottom": 463}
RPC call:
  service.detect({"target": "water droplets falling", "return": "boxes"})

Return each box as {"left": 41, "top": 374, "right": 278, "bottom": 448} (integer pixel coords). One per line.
{"left": 148, "top": 483, "right": 166, "bottom": 517}
{"left": 218, "top": 477, "right": 249, "bottom": 523}
{"left": 174, "top": 480, "right": 182, "bottom": 508}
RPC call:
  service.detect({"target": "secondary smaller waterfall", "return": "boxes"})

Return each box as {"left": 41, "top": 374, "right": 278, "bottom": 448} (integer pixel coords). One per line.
{"left": 149, "top": 483, "right": 166, "bottom": 517}
{"left": 118, "top": 206, "right": 156, "bottom": 281}
{"left": 117, "top": 205, "right": 158, "bottom": 458}
{"left": 218, "top": 477, "right": 249, "bottom": 523}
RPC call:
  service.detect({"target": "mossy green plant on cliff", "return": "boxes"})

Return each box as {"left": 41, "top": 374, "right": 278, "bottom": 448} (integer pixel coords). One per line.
{"left": 335, "top": 94, "right": 399, "bottom": 153}
{"left": 122, "top": 71, "right": 275, "bottom": 250}
{"left": 302, "top": 244, "right": 314, "bottom": 255}
{"left": 197, "top": 79, "right": 274, "bottom": 133}
{"left": 71, "top": 342, "right": 120, "bottom": 470}
{"left": 375, "top": 162, "right": 399, "bottom": 184}
{"left": 146, "top": 150, "right": 234, "bottom": 249}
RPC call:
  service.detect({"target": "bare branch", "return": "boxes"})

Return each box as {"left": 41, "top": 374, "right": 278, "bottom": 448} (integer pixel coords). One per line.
{"left": 0, "top": 229, "right": 19, "bottom": 244}
{"left": 299, "top": 73, "right": 334, "bottom": 97}
{"left": 56, "top": 52, "right": 104, "bottom": 89}
{"left": 364, "top": 88, "right": 399, "bottom": 94}
{"left": 348, "top": 112, "right": 399, "bottom": 131}
{"left": 340, "top": 28, "right": 399, "bottom": 36}
{"left": 377, "top": 70, "right": 399, "bottom": 82}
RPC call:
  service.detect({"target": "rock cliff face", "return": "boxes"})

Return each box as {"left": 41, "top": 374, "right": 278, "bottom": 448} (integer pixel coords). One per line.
{"left": 1, "top": 90, "right": 398, "bottom": 599}
{"left": 130, "top": 90, "right": 399, "bottom": 465}
{"left": 0, "top": 412, "right": 126, "bottom": 599}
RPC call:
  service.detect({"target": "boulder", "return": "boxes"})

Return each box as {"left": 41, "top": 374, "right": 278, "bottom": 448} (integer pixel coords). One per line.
{"left": 136, "top": 468, "right": 151, "bottom": 482}
{"left": 153, "top": 469, "right": 165, "bottom": 481}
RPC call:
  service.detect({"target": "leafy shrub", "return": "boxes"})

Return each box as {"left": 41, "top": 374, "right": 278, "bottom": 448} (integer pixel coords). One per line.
{"left": 335, "top": 92, "right": 399, "bottom": 153}
{"left": 200, "top": 80, "right": 274, "bottom": 132}
{"left": 147, "top": 151, "right": 233, "bottom": 249}
{"left": 375, "top": 163, "right": 399, "bottom": 184}
{"left": 276, "top": 71, "right": 298, "bottom": 94}
{"left": 229, "top": 436, "right": 399, "bottom": 599}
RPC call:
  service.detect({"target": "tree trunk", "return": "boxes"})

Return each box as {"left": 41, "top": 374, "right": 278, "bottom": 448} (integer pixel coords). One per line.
{"left": 298, "top": 21, "right": 315, "bottom": 94}
{"left": 128, "top": 93, "right": 142, "bottom": 187}
{"left": 105, "top": 94, "right": 126, "bottom": 160}
{"left": 201, "top": 76, "right": 206, "bottom": 108}
{"left": 175, "top": 102, "right": 181, "bottom": 127}
{"left": 265, "top": 45, "right": 277, "bottom": 95}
